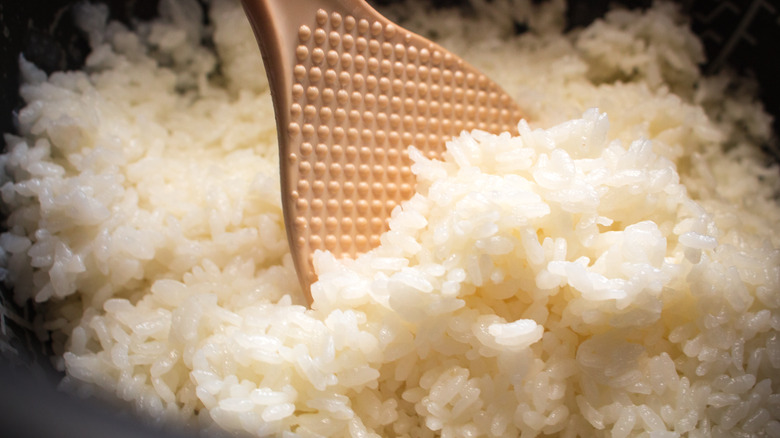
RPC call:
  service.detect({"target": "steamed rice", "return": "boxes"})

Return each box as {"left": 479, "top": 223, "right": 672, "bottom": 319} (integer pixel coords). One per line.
{"left": 1, "top": 0, "right": 778, "bottom": 436}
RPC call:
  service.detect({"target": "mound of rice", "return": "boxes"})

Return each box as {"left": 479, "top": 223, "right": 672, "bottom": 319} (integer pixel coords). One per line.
{"left": 1, "top": 0, "right": 778, "bottom": 436}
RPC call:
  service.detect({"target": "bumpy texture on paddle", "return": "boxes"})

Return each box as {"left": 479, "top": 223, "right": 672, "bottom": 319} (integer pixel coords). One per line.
{"left": 286, "top": 9, "right": 523, "bottom": 285}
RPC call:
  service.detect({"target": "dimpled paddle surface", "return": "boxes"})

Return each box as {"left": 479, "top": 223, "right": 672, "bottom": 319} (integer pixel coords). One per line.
{"left": 285, "top": 8, "right": 523, "bottom": 294}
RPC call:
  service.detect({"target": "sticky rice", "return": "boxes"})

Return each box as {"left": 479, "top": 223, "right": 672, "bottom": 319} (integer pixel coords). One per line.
{"left": 1, "top": 0, "right": 778, "bottom": 436}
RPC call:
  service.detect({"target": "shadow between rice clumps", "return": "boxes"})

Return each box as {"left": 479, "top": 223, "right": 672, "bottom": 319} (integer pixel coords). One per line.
{"left": 0, "top": 0, "right": 778, "bottom": 436}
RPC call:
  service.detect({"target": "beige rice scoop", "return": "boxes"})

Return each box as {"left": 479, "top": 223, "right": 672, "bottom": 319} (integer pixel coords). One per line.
{"left": 241, "top": 0, "right": 523, "bottom": 303}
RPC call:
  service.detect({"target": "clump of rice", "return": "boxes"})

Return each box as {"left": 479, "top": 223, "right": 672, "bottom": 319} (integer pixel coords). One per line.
{"left": 1, "top": 0, "right": 778, "bottom": 436}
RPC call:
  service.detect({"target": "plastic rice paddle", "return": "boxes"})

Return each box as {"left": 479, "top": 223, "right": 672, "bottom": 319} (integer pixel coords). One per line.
{"left": 241, "top": 0, "right": 523, "bottom": 302}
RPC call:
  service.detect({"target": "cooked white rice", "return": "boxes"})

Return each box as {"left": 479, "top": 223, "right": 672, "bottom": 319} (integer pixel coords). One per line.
{"left": 1, "top": 0, "right": 779, "bottom": 436}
